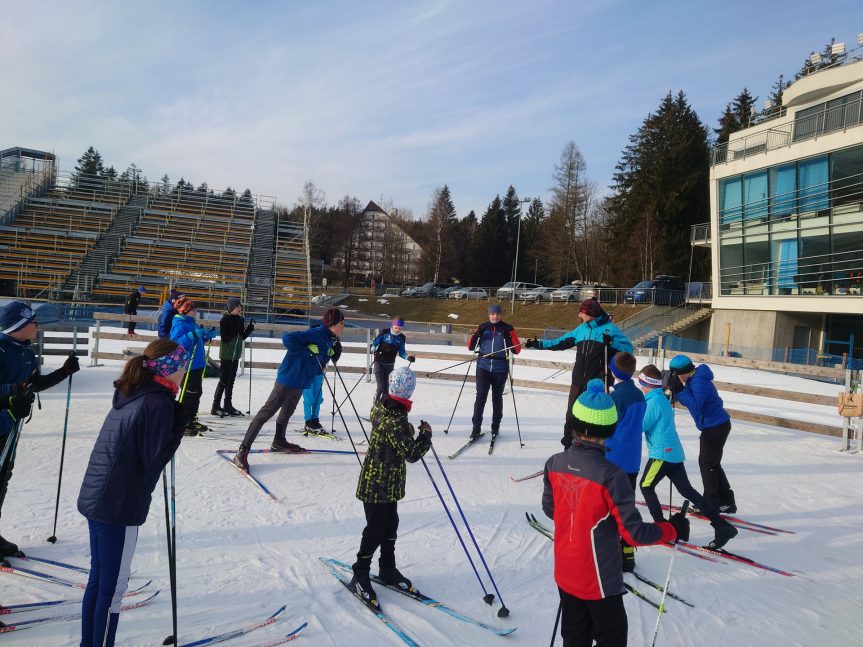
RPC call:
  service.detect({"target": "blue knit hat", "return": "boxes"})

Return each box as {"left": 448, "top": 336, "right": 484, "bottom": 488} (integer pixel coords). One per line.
{"left": 138, "top": 286, "right": 146, "bottom": 293}
{"left": 488, "top": 304, "right": 502, "bottom": 314}
{"left": 669, "top": 355, "right": 695, "bottom": 375}
{"left": 570, "top": 379, "right": 618, "bottom": 438}
{"left": 392, "top": 317, "right": 405, "bottom": 328}
{"left": 389, "top": 366, "right": 416, "bottom": 400}
{"left": 0, "top": 301, "right": 36, "bottom": 334}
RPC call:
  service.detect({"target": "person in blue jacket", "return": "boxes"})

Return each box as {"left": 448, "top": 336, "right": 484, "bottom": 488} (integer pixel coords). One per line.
{"left": 157, "top": 288, "right": 183, "bottom": 338}
{"left": 605, "top": 351, "right": 646, "bottom": 572}
{"left": 525, "top": 299, "right": 632, "bottom": 447}
{"left": 233, "top": 308, "right": 344, "bottom": 472}
{"left": 0, "top": 301, "right": 79, "bottom": 557}
{"left": 637, "top": 364, "right": 737, "bottom": 550}
{"left": 669, "top": 355, "right": 736, "bottom": 513}
{"left": 467, "top": 304, "right": 521, "bottom": 440}
{"left": 77, "top": 338, "right": 188, "bottom": 647}
{"left": 169, "top": 296, "right": 217, "bottom": 435}
{"left": 370, "top": 317, "right": 415, "bottom": 404}
{"left": 301, "top": 314, "right": 350, "bottom": 435}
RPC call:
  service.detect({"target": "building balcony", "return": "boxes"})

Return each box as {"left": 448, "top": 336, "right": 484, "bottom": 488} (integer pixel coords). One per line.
{"left": 691, "top": 222, "right": 711, "bottom": 246}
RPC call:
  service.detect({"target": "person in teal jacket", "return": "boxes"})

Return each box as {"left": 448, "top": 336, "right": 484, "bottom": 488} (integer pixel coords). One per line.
{"left": 233, "top": 308, "right": 344, "bottom": 472}
{"left": 169, "top": 296, "right": 217, "bottom": 435}
{"left": 637, "top": 364, "right": 737, "bottom": 550}
{"left": 525, "top": 299, "right": 632, "bottom": 446}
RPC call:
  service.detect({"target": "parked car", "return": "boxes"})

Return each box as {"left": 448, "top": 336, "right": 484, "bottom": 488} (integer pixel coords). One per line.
{"left": 550, "top": 284, "right": 582, "bottom": 302}
{"left": 624, "top": 275, "right": 685, "bottom": 305}
{"left": 432, "top": 283, "right": 457, "bottom": 297}
{"left": 439, "top": 285, "right": 463, "bottom": 298}
{"left": 520, "top": 287, "right": 554, "bottom": 302}
{"left": 402, "top": 282, "right": 454, "bottom": 298}
{"left": 496, "top": 281, "right": 542, "bottom": 299}
{"left": 449, "top": 287, "right": 488, "bottom": 300}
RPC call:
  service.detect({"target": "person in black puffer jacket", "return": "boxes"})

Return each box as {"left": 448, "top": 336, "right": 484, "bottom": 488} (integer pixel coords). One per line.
{"left": 212, "top": 297, "right": 254, "bottom": 417}
{"left": 77, "top": 339, "right": 188, "bottom": 647}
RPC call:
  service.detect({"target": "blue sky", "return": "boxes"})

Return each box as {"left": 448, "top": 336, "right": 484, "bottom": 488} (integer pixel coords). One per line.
{"left": 2, "top": 1, "right": 861, "bottom": 218}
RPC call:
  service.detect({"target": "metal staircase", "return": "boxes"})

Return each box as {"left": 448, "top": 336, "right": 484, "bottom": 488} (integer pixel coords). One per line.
{"left": 63, "top": 194, "right": 147, "bottom": 297}
{"left": 628, "top": 306, "right": 714, "bottom": 347}
{"left": 244, "top": 208, "right": 277, "bottom": 317}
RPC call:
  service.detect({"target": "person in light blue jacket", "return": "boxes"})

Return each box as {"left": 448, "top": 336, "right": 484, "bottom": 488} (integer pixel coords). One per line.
{"left": 169, "top": 296, "right": 217, "bottom": 435}
{"left": 637, "top": 364, "right": 737, "bottom": 551}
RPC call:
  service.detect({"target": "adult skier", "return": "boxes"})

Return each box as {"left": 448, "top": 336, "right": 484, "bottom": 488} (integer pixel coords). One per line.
{"left": 212, "top": 297, "right": 254, "bottom": 417}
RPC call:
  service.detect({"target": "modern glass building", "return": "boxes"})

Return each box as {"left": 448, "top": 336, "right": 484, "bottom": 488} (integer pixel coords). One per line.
{"left": 703, "top": 56, "right": 863, "bottom": 363}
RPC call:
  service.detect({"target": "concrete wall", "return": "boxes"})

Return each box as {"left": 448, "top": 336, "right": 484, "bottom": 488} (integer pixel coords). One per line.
{"left": 774, "top": 311, "right": 823, "bottom": 351}
{"left": 709, "top": 309, "right": 778, "bottom": 354}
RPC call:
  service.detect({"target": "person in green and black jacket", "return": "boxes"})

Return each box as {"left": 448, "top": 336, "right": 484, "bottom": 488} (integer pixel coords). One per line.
{"left": 350, "top": 366, "right": 432, "bottom": 609}
{"left": 212, "top": 297, "right": 254, "bottom": 417}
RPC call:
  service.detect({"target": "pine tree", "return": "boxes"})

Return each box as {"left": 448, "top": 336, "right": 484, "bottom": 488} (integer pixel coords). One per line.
{"left": 472, "top": 196, "right": 505, "bottom": 287}
{"left": 73, "top": 146, "right": 105, "bottom": 191}
{"left": 421, "top": 186, "right": 458, "bottom": 282}
{"left": 795, "top": 37, "right": 841, "bottom": 80}
{"left": 521, "top": 198, "right": 547, "bottom": 284}
{"left": 500, "top": 186, "right": 523, "bottom": 280}
{"left": 714, "top": 88, "right": 756, "bottom": 144}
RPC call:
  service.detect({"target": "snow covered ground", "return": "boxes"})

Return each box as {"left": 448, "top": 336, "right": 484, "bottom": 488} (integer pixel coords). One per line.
{"left": 3, "top": 331, "right": 862, "bottom": 646}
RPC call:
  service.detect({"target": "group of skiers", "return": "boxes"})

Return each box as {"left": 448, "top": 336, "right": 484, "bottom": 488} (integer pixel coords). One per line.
{"left": 0, "top": 292, "right": 741, "bottom": 646}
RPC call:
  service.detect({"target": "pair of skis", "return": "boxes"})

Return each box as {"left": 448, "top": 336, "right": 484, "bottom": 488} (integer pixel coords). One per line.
{"left": 447, "top": 432, "right": 500, "bottom": 459}
{"left": 638, "top": 501, "right": 795, "bottom": 536}
{"left": 320, "top": 557, "right": 516, "bottom": 645}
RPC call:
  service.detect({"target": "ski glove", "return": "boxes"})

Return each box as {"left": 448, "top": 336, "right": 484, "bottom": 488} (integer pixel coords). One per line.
{"left": 668, "top": 512, "right": 690, "bottom": 543}
{"left": 525, "top": 337, "right": 539, "bottom": 349}
{"left": 602, "top": 332, "right": 612, "bottom": 347}
{"left": 203, "top": 327, "right": 218, "bottom": 342}
{"left": 407, "top": 355, "right": 416, "bottom": 363}
{"left": 329, "top": 341, "right": 342, "bottom": 364}
{"left": 307, "top": 343, "right": 320, "bottom": 356}
{"left": 418, "top": 420, "right": 432, "bottom": 435}
{"left": 4, "top": 391, "right": 35, "bottom": 422}
{"left": 63, "top": 354, "right": 80, "bottom": 376}
{"left": 243, "top": 322, "right": 255, "bottom": 337}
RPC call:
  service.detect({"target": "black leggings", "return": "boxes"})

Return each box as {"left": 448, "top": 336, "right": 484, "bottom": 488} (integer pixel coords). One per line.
{"left": 179, "top": 368, "right": 203, "bottom": 425}
{"left": 639, "top": 458, "right": 722, "bottom": 525}
{"left": 355, "top": 502, "right": 399, "bottom": 571}
{"left": 373, "top": 362, "right": 394, "bottom": 403}
{"left": 559, "top": 588, "right": 627, "bottom": 647}
{"left": 699, "top": 420, "right": 732, "bottom": 507}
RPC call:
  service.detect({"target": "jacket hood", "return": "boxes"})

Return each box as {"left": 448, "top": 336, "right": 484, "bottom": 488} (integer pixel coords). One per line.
{"left": 112, "top": 380, "right": 172, "bottom": 410}
{"left": 693, "top": 364, "right": 714, "bottom": 380}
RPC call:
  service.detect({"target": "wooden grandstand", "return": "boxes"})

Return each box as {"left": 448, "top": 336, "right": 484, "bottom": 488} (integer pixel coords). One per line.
{"left": 0, "top": 158, "right": 310, "bottom": 319}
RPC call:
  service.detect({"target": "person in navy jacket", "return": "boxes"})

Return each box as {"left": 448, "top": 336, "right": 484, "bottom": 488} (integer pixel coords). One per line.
{"left": 77, "top": 338, "right": 188, "bottom": 647}
{"left": 370, "top": 317, "right": 415, "bottom": 403}
{"left": 467, "top": 304, "right": 520, "bottom": 439}
{"left": 157, "top": 288, "right": 183, "bottom": 338}
{"left": 0, "top": 301, "right": 79, "bottom": 557}
{"left": 669, "top": 354, "right": 736, "bottom": 513}
{"left": 169, "top": 296, "right": 217, "bottom": 435}
{"left": 543, "top": 379, "right": 686, "bottom": 647}
{"left": 233, "top": 308, "right": 344, "bottom": 472}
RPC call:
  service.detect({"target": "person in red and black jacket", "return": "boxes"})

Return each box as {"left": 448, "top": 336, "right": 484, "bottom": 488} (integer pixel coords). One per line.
{"left": 467, "top": 303, "right": 520, "bottom": 440}
{"left": 543, "top": 379, "right": 689, "bottom": 647}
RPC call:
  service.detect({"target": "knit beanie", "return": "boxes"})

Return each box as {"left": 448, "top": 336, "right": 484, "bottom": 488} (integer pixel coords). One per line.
{"left": 0, "top": 301, "right": 36, "bottom": 334}
{"left": 488, "top": 303, "right": 502, "bottom": 314}
{"left": 144, "top": 344, "right": 188, "bottom": 377}
{"left": 669, "top": 355, "right": 695, "bottom": 375}
{"left": 227, "top": 297, "right": 241, "bottom": 312}
{"left": 388, "top": 366, "right": 416, "bottom": 400}
{"left": 138, "top": 286, "right": 146, "bottom": 293}
{"left": 570, "top": 379, "right": 618, "bottom": 438}
{"left": 392, "top": 317, "right": 405, "bottom": 328}
{"left": 169, "top": 289, "right": 182, "bottom": 301}
{"left": 322, "top": 307, "right": 345, "bottom": 327}
{"left": 174, "top": 296, "right": 195, "bottom": 315}
{"left": 579, "top": 299, "right": 605, "bottom": 319}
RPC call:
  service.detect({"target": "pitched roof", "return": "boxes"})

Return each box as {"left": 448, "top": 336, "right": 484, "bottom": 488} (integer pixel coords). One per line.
{"left": 363, "top": 200, "right": 387, "bottom": 215}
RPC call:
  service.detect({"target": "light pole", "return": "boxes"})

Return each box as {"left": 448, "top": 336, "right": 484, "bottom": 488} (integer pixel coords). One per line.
{"left": 511, "top": 197, "right": 532, "bottom": 314}
{"left": 534, "top": 258, "right": 539, "bottom": 284}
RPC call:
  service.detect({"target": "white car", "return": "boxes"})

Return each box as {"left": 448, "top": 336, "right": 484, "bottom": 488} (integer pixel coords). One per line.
{"left": 520, "top": 287, "right": 554, "bottom": 302}
{"left": 448, "top": 287, "right": 488, "bottom": 300}
{"left": 496, "top": 281, "right": 542, "bottom": 299}
{"left": 550, "top": 284, "right": 582, "bottom": 302}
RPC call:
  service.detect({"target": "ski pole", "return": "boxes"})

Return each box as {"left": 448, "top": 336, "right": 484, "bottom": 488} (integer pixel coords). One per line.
{"left": 329, "top": 361, "right": 337, "bottom": 432}
{"left": 335, "top": 370, "right": 368, "bottom": 411}
{"left": 47, "top": 352, "right": 76, "bottom": 543}
{"left": 162, "top": 458, "right": 179, "bottom": 646}
{"left": 246, "top": 333, "right": 253, "bottom": 415}
{"left": 650, "top": 500, "right": 689, "bottom": 647}
{"left": 331, "top": 363, "right": 370, "bottom": 443}
{"left": 318, "top": 371, "right": 365, "bottom": 467}
{"left": 540, "top": 368, "right": 566, "bottom": 383}
{"left": 420, "top": 456, "right": 494, "bottom": 605}
{"left": 424, "top": 344, "right": 521, "bottom": 377}
{"left": 441, "top": 355, "right": 475, "bottom": 435}
{"left": 549, "top": 600, "right": 562, "bottom": 647}
{"left": 428, "top": 444, "right": 510, "bottom": 617}
{"left": 507, "top": 368, "right": 524, "bottom": 448}
{"left": 160, "top": 471, "right": 176, "bottom": 646}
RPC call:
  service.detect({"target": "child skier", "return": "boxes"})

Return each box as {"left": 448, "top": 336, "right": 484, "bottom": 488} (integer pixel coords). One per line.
{"left": 169, "top": 296, "right": 217, "bottom": 435}
{"left": 157, "top": 288, "right": 183, "bottom": 338}
{"left": 123, "top": 286, "right": 145, "bottom": 335}
{"left": 302, "top": 314, "right": 345, "bottom": 435}
{"left": 668, "top": 355, "right": 737, "bottom": 513}
{"left": 605, "top": 351, "right": 647, "bottom": 572}
{"left": 525, "top": 299, "right": 631, "bottom": 447}
{"left": 233, "top": 308, "right": 344, "bottom": 472}
{"left": 543, "top": 379, "right": 688, "bottom": 647}
{"left": 212, "top": 297, "right": 254, "bottom": 417}
{"left": 467, "top": 304, "right": 521, "bottom": 439}
{"left": 77, "top": 339, "right": 188, "bottom": 647}
{"left": 637, "top": 364, "right": 737, "bottom": 550}
{"left": 350, "top": 366, "right": 432, "bottom": 608}
{"left": 370, "top": 317, "right": 415, "bottom": 403}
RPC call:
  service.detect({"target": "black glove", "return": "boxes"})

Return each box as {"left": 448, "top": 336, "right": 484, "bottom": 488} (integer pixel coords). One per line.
{"left": 418, "top": 420, "right": 432, "bottom": 435}
{"left": 173, "top": 401, "right": 190, "bottom": 432}
{"left": 561, "top": 422, "right": 573, "bottom": 449}
{"left": 63, "top": 354, "right": 80, "bottom": 376}
{"left": 244, "top": 322, "right": 255, "bottom": 337}
{"left": 663, "top": 370, "right": 684, "bottom": 394}
{"left": 330, "top": 341, "right": 342, "bottom": 364}
{"left": 668, "top": 512, "right": 690, "bottom": 543}
{"left": 3, "top": 391, "right": 35, "bottom": 422}
{"left": 525, "top": 337, "right": 539, "bottom": 349}
{"left": 602, "top": 332, "right": 612, "bottom": 347}
{"left": 407, "top": 355, "right": 416, "bottom": 363}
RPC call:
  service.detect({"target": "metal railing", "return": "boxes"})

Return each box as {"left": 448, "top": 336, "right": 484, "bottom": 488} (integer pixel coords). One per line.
{"left": 690, "top": 222, "right": 711, "bottom": 244}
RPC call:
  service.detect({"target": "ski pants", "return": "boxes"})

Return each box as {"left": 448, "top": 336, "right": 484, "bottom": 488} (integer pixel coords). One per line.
{"left": 472, "top": 368, "right": 507, "bottom": 433}
{"left": 214, "top": 359, "right": 240, "bottom": 410}
{"left": 179, "top": 368, "right": 204, "bottom": 426}
{"left": 241, "top": 382, "right": 302, "bottom": 447}
{"left": 699, "top": 420, "right": 732, "bottom": 508}
{"left": 639, "top": 458, "right": 722, "bottom": 524}
{"left": 373, "top": 361, "right": 395, "bottom": 403}
{"left": 558, "top": 587, "right": 627, "bottom": 647}
{"left": 303, "top": 372, "right": 325, "bottom": 421}
{"left": 354, "top": 502, "right": 399, "bottom": 572}
{"left": 0, "top": 427, "right": 21, "bottom": 522}
{"left": 81, "top": 520, "right": 138, "bottom": 647}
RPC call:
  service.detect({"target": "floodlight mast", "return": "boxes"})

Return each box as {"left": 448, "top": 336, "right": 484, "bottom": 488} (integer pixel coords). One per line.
{"left": 511, "top": 197, "right": 532, "bottom": 314}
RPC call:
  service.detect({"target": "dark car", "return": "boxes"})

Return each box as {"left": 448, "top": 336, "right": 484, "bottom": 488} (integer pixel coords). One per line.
{"left": 624, "top": 275, "right": 685, "bottom": 305}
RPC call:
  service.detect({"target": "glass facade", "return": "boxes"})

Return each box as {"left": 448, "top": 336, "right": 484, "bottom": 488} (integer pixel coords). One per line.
{"left": 718, "top": 144, "right": 863, "bottom": 296}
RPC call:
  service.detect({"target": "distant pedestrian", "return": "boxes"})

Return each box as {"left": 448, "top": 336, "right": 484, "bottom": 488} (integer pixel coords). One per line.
{"left": 525, "top": 299, "right": 631, "bottom": 447}
{"left": 467, "top": 304, "right": 521, "bottom": 440}
{"left": 123, "top": 286, "right": 145, "bottom": 335}
{"left": 370, "top": 317, "right": 414, "bottom": 403}
{"left": 212, "top": 297, "right": 254, "bottom": 417}
{"left": 157, "top": 289, "right": 183, "bottom": 339}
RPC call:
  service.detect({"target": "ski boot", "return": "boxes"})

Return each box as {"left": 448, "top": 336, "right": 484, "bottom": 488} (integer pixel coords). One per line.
{"left": 719, "top": 490, "right": 737, "bottom": 514}
{"left": 271, "top": 427, "right": 306, "bottom": 453}
{"left": 233, "top": 445, "right": 250, "bottom": 472}
{"left": 379, "top": 565, "right": 413, "bottom": 592}
{"left": 490, "top": 426, "right": 500, "bottom": 439}
{"left": 211, "top": 405, "right": 223, "bottom": 417}
{"left": 469, "top": 428, "right": 481, "bottom": 440}
{"left": 191, "top": 418, "right": 210, "bottom": 434}
{"left": 223, "top": 405, "right": 244, "bottom": 417}
{"left": 708, "top": 520, "right": 738, "bottom": 550}
{"left": 350, "top": 559, "right": 379, "bottom": 608}
{"left": 0, "top": 534, "right": 20, "bottom": 557}
{"left": 305, "top": 418, "right": 324, "bottom": 432}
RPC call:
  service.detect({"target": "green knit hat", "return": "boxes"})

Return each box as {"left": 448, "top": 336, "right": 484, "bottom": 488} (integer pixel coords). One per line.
{"left": 570, "top": 379, "right": 618, "bottom": 438}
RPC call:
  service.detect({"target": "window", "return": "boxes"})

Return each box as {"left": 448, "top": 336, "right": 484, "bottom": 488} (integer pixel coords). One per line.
{"left": 798, "top": 156, "right": 829, "bottom": 213}
{"left": 719, "top": 177, "right": 742, "bottom": 225}
{"left": 769, "top": 164, "right": 797, "bottom": 218}
{"left": 831, "top": 145, "right": 863, "bottom": 208}
{"left": 719, "top": 235, "right": 743, "bottom": 294}
{"left": 743, "top": 171, "right": 768, "bottom": 221}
